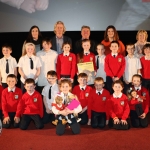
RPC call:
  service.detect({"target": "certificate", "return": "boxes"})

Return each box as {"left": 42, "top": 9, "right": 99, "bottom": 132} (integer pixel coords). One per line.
{"left": 77, "top": 62, "right": 95, "bottom": 85}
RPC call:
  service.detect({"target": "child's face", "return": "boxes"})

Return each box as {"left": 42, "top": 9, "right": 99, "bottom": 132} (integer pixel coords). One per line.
{"left": 107, "top": 28, "right": 114, "bottom": 38}
{"left": 94, "top": 81, "right": 104, "bottom": 91}
{"left": 138, "top": 33, "right": 146, "bottom": 42}
{"left": 82, "top": 41, "right": 91, "bottom": 52}
{"left": 6, "top": 77, "right": 17, "bottom": 89}
{"left": 81, "top": 28, "right": 90, "bottom": 39}
{"left": 131, "top": 91, "right": 137, "bottom": 98}
{"left": 31, "top": 27, "right": 39, "bottom": 40}
{"left": 63, "top": 44, "right": 70, "bottom": 53}
{"left": 78, "top": 77, "right": 87, "bottom": 86}
{"left": 132, "top": 77, "right": 141, "bottom": 87}
{"left": 144, "top": 47, "right": 150, "bottom": 56}
{"left": 24, "top": 83, "right": 35, "bottom": 93}
{"left": 97, "top": 45, "right": 105, "bottom": 55}
{"left": 126, "top": 45, "right": 134, "bottom": 55}
{"left": 110, "top": 43, "right": 119, "bottom": 54}
{"left": 26, "top": 45, "right": 34, "bottom": 56}
{"left": 42, "top": 42, "right": 51, "bottom": 51}
{"left": 112, "top": 83, "right": 123, "bottom": 93}
{"left": 47, "top": 75, "right": 57, "bottom": 85}
{"left": 60, "top": 83, "right": 71, "bottom": 94}
{"left": 2, "top": 47, "right": 12, "bottom": 57}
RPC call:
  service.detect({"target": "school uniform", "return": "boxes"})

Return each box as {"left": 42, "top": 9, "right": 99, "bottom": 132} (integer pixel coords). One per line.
{"left": 72, "top": 85, "right": 92, "bottom": 125}
{"left": 52, "top": 92, "right": 82, "bottom": 135}
{"left": 95, "top": 55, "right": 106, "bottom": 82}
{"left": 2, "top": 87, "right": 22, "bottom": 128}
{"left": 108, "top": 93, "right": 130, "bottom": 130}
{"left": 0, "top": 56, "right": 17, "bottom": 88}
{"left": 88, "top": 88, "right": 110, "bottom": 128}
{"left": 16, "top": 90, "right": 44, "bottom": 130}
{"left": 140, "top": 56, "right": 150, "bottom": 93}
{"left": 17, "top": 54, "right": 42, "bottom": 93}
{"left": 42, "top": 83, "right": 59, "bottom": 124}
{"left": 0, "top": 85, "right": 4, "bottom": 120}
{"left": 124, "top": 55, "right": 141, "bottom": 93}
{"left": 129, "top": 86, "right": 149, "bottom": 128}
{"left": 36, "top": 49, "right": 58, "bottom": 93}
{"left": 57, "top": 52, "right": 76, "bottom": 80}
{"left": 105, "top": 53, "right": 125, "bottom": 94}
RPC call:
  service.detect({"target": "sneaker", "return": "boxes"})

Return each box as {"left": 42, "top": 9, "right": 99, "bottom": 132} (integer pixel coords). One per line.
{"left": 77, "top": 118, "right": 81, "bottom": 123}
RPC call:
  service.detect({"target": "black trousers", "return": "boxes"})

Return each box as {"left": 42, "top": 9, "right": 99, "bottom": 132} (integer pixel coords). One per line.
{"left": 108, "top": 118, "right": 130, "bottom": 130}
{"left": 20, "top": 114, "right": 44, "bottom": 130}
{"left": 36, "top": 86, "right": 44, "bottom": 94}
{"left": 42, "top": 112, "right": 55, "bottom": 124}
{"left": 78, "top": 110, "right": 88, "bottom": 125}
{"left": 2, "top": 112, "right": 19, "bottom": 128}
{"left": 91, "top": 111, "right": 106, "bottom": 129}
{"left": 56, "top": 116, "right": 80, "bottom": 136}
{"left": 2, "top": 83, "right": 8, "bottom": 89}
{"left": 142, "top": 78, "right": 150, "bottom": 93}
{"left": 123, "top": 82, "right": 132, "bottom": 94}
{"left": 130, "top": 110, "right": 148, "bottom": 128}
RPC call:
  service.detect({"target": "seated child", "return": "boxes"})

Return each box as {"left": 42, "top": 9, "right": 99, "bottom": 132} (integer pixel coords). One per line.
{"left": 52, "top": 93, "right": 81, "bottom": 125}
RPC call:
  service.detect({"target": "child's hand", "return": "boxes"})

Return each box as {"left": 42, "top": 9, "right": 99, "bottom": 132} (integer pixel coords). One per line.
{"left": 70, "top": 78, "right": 74, "bottom": 83}
{"left": 87, "top": 119, "right": 91, "bottom": 125}
{"left": 114, "top": 118, "right": 119, "bottom": 124}
{"left": 94, "top": 71, "right": 96, "bottom": 76}
{"left": 106, "top": 120, "right": 109, "bottom": 125}
{"left": 20, "top": 0, "right": 36, "bottom": 13}
{"left": 121, "top": 120, "right": 127, "bottom": 125}
{"left": 14, "top": 117, "right": 20, "bottom": 123}
{"left": 35, "top": 0, "right": 49, "bottom": 11}
{"left": 46, "top": 108, "right": 52, "bottom": 114}
{"left": 139, "top": 113, "right": 146, "bottom": 119}
{"left": 3, "top": 117, "right": 10, "bottom": 124}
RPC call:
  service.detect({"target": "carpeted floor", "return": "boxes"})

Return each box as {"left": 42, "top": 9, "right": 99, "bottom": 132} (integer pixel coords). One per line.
{"left": 1, "top": 121, "right": 150, "bottom": 150}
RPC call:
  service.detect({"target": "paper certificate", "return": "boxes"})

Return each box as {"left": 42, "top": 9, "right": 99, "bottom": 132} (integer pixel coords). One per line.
{"left": 77, "top": 62, "right": 95, "bottom": 85}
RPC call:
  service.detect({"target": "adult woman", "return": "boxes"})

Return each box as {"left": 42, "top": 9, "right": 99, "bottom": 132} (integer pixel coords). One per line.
{"left": 22, "top": 25, "right": 42, "bottom": 55}
{"left": 101, "top": 25, "right": 125, "bottom": 56}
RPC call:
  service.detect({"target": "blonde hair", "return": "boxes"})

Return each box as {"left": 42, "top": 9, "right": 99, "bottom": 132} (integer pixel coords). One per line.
{"left": 22, "top": 43, "right": 36, "bottom": 56}
{"left": 136, "top": 30, "right": 148, "bottom": 41}
{"left": 54, "top": 21, "right": 66, "bottom": 34}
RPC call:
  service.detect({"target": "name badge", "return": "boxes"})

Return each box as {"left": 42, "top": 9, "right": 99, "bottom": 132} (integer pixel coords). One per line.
{"left": 118, "top": 58, "right": 122, "bottom": 62}
{"left": 142, "top": 92, "right": 146, "bottom": 97}
{"left": 69, "top": 57, "right": 72, "bottom": 61}
{"left": 102, "top": 97, "right": 106, "bottom": 101}
{"left": 90, "top": 57, "right": 93, "bottom": 61}
{"left": 14, "top": 95, "right": 18, "bottom": 100}
{"left": 34, "top": 98, "right": 37, "bottom": 102}
{"left": 85, "top": 93, "right": 89, "bottom": 97}
{"left": 120, "top": 101, "right": 124, "bottom": 106}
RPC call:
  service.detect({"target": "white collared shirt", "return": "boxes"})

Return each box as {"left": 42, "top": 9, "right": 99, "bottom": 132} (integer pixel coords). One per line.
{"left": 63, "top": 52, "right": 70, "bottom": 56}
{"left": 95, "top": 55, "right": 106, "bottom": 82}
{"left": 96, "top": 89, "right": 103, "bottom": 94}
{"left": 134, "top": 85, "right": 141, "bottom": 91}
{"left": 124, "top": 55, "right": 141, "bottom": 82}
{"left": 18, "top": 54, "right": 42, "bottom": 84}
{"left": 8, "top": 87, "right": 16, "bottom": 92}
{"left": 0, "top": 56, "right": 17, "bottom": 83}
{"left": 145, "top": 56, "right": 150, "bottom": 60}
{"left": 111, "top": 53, "right": 118, "bottom": 57}
{"left": 42, "top": 83, "right": 59, "bottom": 110}
{"left": 113, "top": 93, "right": 122, "bottom": 98}
{"left": 79, "top": 85, "right": 86, "bottom": 90}
{"left": 36, "top": 49, "right": 58, "bottom": 86}
{"left": 84, "top": 51, "right": 90, "bottom": 55}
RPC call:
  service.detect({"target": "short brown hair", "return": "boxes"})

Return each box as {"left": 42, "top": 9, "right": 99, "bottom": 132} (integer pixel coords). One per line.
{"left": 78, "top": 73, "right": 88, "bottom": 79}
{"left": 126, "top": 43, "right": 135, "bottom": 49}
{"left": 81, "top": 25, "right": 90, "bottom": 31}
{"left": 112, "top": 80, "right": 124, "bottom": 88}
{"left": 42, "top": 37, "right": 52, "bottom": 44}
{"left": 132, "top": 74, "right": 142, "bottom": 82}
{"left": 59, "top": 79, "right": 72, "bottom": 91}
{"left": 142, "top": 43, "right": 150, "bottom": 55}
{"left": 62, "top": 41, "right": 72, "bottom": 50}
{"left": 94, "top": 77, "right": 104, "bottom": 83}
{"left": 7, "top": 74, "right": 17, "bottom": 81}
{"left": 2, "top": 44, "right": 12, "bottom": 51}
{"left": 24, "top": 78, "right": 35, "bottom": 85}
{"left": 47, "top": 70, "right": 57, "bottom": 77}
{"left": 110, "top": 41, "right": 120, "bottom": 47}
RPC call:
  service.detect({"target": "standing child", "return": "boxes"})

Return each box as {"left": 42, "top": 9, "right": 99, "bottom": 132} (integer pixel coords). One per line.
{"left": 88, "top": 77, "right": 110, "bottom": 129}
{"left": 15, "top": 78, "right": 44, "bottom": 130}
{"left": 77, "top": 39, "right": 96, "bottom": 85}
{"left": 140, "top": 44, "right": 150, "bottom": 94}
{"left": 42, "top": 71, "right": 59, "bottom": 124}
{"left": 129, "top": 74, "right": 149, "bottom": 128}
{"left": 72, "top": 73, "right": 92, "bottom": 125}
{"left": 18, "top": 43, "right": 42, "bottom": 93}
{"left": 0, "top": 44, "right": 17, "bottom": 88}
{"left": 2, "top": 74, "right": 22, "bottom": 128}
{"left": 95, "top": 43, "right": 106, "bottom": 83}
{"left": 52, "top": 79, "right": 82, "bottom": 136}
{"left": 105, "top": 41, "right": 125, "bottom": 94}
{"left": 56, "top": 42, "right": 76, "bottom": 83}
{"left": 36, "top": 37, "right": 58, "bottom": 93}
{"left": 123, "top": 43, "right": 141, "bottom": 93}
{"left": 108, "top": 80, "right": 130, "bottom": 130}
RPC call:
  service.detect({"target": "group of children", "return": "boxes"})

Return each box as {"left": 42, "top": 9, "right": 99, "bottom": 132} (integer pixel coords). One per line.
{"left": 0, "top": 35, "right": 150, "bottom": 135}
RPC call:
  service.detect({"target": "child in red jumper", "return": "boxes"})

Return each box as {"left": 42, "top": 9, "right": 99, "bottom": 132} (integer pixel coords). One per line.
{"left": 57, "top": 42, "right": 76, "bottom": 83}
{"left": 0, "top": 85, "right": 3, "bottom": 121}
{"left": 108, "top": 80, "right": 130, "bottom": 130}
{"left": 2, "top": 74, "right": 22, "bottom": 128}
{"left": 72, "top": 73, "right": 92, "bottom": 125}
{"left": 15, "top": 78, "right": 44, "bottom": 130}
{"left": 129, "top": 74, "right": 149, "bottom": 128}
{"left": 105, "top": 41, "right": 125, "bottom": 94}
{"left": 88, "top": 77, "right": 110, "bottom": 128}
